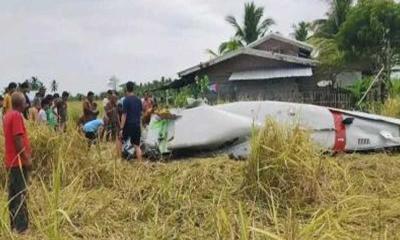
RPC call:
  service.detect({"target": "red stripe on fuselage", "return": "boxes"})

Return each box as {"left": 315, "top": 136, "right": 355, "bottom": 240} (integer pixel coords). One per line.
{"left": 331, "top": 111, "right": 346, "bottom": 152}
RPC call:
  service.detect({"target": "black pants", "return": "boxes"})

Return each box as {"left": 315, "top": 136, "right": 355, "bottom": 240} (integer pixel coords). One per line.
{"left": 122, "top": 124, "right": 141, "bottom": 146}
{"left": 85, "top": 131, "right": 97, "bottom": 146}
{"left": 8, "top": 166, "right": 29, "bottom": 233}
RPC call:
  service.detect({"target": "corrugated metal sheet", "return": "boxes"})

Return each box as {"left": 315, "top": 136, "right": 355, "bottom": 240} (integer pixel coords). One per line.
{"left": 229, "top": 67, "right": 313, "bottom": 81}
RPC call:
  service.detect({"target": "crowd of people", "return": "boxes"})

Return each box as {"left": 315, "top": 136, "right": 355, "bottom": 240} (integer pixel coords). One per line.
{"left": 1, "top": 80, "right": 154, "bottom": 234}
{"left": 0, "top": 82, "right": 70, "bottom": 132}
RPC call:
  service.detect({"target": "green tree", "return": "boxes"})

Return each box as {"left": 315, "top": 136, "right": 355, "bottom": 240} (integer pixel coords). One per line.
{"left": 226, "top": 2, "right": 275, "bottom": 45}
{"left": 206, "top": 38, "right": 243, "bottom": 57}
{"left": 28, "top": 76, "right": 44, "bottom": 91}
{"left": 209, "top": 2, "right": 275, "bottom": 56}
{"left": 312, "top": 0, "right": 353, "bottom": 38}
{"left": 108, "top": 75, "right": 120, "bottom": 91}
{"left": 309, "top": 0, "right": 353, "bottom": 82}
{"left": 292, "top": 21, "right": 310, "bottom": 41}
{"left": 50, "top": 80, "right": 58, "bottom": 93}
{"left": 337, "top": 0, "right": 400, "bottom": 98}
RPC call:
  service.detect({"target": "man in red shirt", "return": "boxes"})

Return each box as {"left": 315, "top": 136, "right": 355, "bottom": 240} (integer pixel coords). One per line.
{"left": 3, "top": 92, "right": 31, "bottom": 234}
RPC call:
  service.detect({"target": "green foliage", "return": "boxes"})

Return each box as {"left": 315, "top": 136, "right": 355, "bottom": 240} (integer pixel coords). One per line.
{"left": 209, "top": 1, "right": 275, "bottom": 56}
{"left": 337, "top": 0, "right": 400, "bottom": 72}
{"left": 309, "top": 0, "right": 353, "bottom": 80}
{"left": 174, "top": 88, "right": 191, "bottom": 108}
{"left": 50, "top": 80, "right": 58, "bottom": 93}
{"left": 310, "top": 38, "right": 345, "bottom": 78}
{"left": 390, "top": 79, "right": 400, "bottom": 96}
{"left": 226, "top": 2, "right": 275, "bottom": 45}
{"left": 312, "top": 0, "right": 353, "bottom": 38}
{"left": 292, "top": 21, "right": 310, "bottom": 41}
{"left": 168, "top": 76, "right": 211, "bottom": 107}
{"left": 197, "top": 75, "right": 210, "bottom": 98}
{"left": 345, "top": 77, "right": 372, "bottom": 104}
{"left": 27, "top": 76, "right": 45, "bottom": 91}
{"left": 206, "top": 39, "right": 243, "bottom": 57}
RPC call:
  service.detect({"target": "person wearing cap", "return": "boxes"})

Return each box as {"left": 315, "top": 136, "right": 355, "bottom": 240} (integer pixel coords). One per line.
{"left": 3, "top": 82, "right": 18, "bottom": 115}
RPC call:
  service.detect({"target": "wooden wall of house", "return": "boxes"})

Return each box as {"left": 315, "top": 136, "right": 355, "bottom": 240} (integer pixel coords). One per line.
{"left": 198, "top": 54, "right": 308, "bottom": 85}
{"left": 208, "top": 77, "right": 316, "bottom": 102}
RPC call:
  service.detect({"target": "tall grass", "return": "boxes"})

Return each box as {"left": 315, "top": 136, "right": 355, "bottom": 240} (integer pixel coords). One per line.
{"left": 0, "top": 102, "right": 399, "bottom": 239}
{"left": 244, "top": 119, "right": 336, "bottom": 208}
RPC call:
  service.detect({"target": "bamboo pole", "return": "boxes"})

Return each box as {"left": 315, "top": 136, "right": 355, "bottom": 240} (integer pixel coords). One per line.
{"left": 357, "top": 66, "right": 385, "bottom": 107}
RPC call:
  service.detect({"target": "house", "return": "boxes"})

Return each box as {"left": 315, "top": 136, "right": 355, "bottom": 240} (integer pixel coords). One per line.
{"left": 175, "top": 33, "right": 319, "bottom": 101}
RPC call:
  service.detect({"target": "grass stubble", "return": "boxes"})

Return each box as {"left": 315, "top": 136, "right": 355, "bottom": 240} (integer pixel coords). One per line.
{"left": 0, "top": 104, "right": 399, "bottom": 239}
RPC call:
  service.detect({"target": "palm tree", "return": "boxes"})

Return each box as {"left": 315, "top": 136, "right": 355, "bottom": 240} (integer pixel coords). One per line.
{"left": 309, "top": 0, "right": 353, "bottom": 82}
{"left": 312, "top": 0, "right": 353, "bottom": 38}
{"left": 292, "top": 21, "right": 310, "bottom": 41}
{"left": 206, "top": 38, "right": 243, "bottom": 57}
{"left": 208, "top": 2, "right": 275, "bottom": 57}
{"left": 50, "top": 80, "right": 58, "bottom": 93}
{"left": 108, "top": 75, "right": 120, "bottom": 91}
{"left": 226, "top": 2, "right": 275, "bottom": 45}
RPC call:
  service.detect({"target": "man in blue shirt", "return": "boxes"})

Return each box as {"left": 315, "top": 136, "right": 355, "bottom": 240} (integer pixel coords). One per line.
{"left": 83, "top": 119, "right": 104, "bottom": 145}
{"left": 120, "top": 81, "right": 143, "bottom": 161}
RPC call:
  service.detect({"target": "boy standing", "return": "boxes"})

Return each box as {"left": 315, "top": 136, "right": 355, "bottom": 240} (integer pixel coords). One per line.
{"left": 120, "top": 81, "right": 143, "bottom": 161}
{"left": 3, "top": 92, "right": 32, "bottom": 234}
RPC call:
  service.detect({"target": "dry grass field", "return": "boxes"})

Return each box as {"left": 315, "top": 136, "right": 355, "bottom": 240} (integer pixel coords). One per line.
{"left": 0, "top": 101, "right": 400, "bottom": 239}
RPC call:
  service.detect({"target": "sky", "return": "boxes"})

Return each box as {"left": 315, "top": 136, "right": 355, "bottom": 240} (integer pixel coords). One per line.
{"left": 0, "top": 0, "right": 328, "bottom": 94}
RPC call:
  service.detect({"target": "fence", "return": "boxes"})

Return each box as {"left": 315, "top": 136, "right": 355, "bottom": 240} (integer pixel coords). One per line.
{"left": 213, "top": 86, "right": 382, "bottom": 110}
{"left": 297, "top": 87, "right": 354, "bottom": 109}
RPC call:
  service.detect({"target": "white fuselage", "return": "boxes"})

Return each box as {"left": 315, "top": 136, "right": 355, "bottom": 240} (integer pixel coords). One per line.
{"left": 144, "top": 101, "right": 400, "bottom": 157}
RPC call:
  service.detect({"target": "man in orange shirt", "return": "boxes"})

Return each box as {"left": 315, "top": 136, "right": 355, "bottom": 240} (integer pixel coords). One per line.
{"left": 3, "top": 92, "right": 32, "bottom": 234}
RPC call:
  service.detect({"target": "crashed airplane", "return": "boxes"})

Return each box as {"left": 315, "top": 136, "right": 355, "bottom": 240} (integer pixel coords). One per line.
{"left": 138, "top": 101, "right": 400, "bottom": 159}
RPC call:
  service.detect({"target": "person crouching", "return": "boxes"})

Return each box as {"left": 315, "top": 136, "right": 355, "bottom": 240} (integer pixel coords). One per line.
{"left": 3, "top": 92, "right": 32, "bottom": 234}
{"left": 82, "top": 118, "right": 105, "bottom": 146}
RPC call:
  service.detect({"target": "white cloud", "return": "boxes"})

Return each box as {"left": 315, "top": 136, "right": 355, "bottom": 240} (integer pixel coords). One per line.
{"left": 0, "top": 0, "right": 327, "bottom": 94}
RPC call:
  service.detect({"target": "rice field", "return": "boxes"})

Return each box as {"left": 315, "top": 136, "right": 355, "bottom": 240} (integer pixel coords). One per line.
{"left": 0, "top": 101, "right": 400, "bottom": 239}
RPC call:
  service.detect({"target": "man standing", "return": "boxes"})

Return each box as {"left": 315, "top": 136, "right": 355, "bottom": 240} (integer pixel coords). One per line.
{"left": 33, "top": 86, "right": 46, "bottom": 107}
{"left": 105, "top": 93, "right": 119, "bottom": 141}
{"left": 3, "top": 92, "right": 32, "bottom": 234}
{"left": 20, "top": 82, "right": 31, "bottom": 120}
{"left": 82, "top": 91, "right": 99, "bottom": 124}
{"left": 57, "top": 91, "right": 69, "bottom": 132}
{"left": 3, "top": 82, "right": 17, "bottom": 115}
{"left": 120, "top": 81, "right": 143, "bottom": 161}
